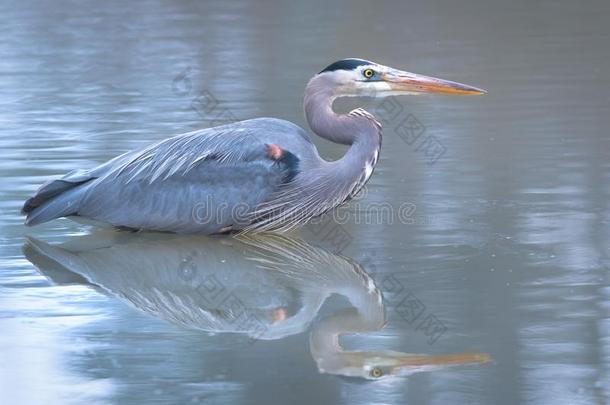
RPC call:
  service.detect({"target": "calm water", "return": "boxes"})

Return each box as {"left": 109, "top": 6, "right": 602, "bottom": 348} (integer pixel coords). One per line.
{"left": 1, "top": 0, "right": 609, "bottom": 404}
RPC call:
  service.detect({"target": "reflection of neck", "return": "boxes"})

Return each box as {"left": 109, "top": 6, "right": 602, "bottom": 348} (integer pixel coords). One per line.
{"left": 311, "top": 306, "right": 382, "bottom": 345}
{"left": 309, "top": 282, "right": 385, "bottom": 375}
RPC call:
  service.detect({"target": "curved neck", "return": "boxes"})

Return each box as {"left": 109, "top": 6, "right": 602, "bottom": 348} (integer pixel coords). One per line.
{"left": 299, "top": 75, "right": 384, "bottom": 208}
{"left": 303, "top": 75, "right": 382, "bottom": 148}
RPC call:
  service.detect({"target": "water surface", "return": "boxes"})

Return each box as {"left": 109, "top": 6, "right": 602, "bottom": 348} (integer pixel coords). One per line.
{"left": 1, "top": 0, "right": 609, "bottom": 404}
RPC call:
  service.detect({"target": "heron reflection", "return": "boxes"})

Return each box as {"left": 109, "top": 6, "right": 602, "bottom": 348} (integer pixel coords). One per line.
{"left": 24, "top": 232, "right": 489, "bottom": 379}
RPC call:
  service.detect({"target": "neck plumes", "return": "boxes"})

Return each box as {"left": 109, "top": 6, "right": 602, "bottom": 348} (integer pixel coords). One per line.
{"left": 303, "top": 75, "right": 382, "bottom": 198}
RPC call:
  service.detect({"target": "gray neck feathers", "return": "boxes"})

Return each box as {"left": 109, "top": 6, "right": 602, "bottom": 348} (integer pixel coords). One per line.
{"left": 303, "top": 74, "right": 382, "bottom": 198}
{"left": 303, "top": 74, "right": 382, "bottom": 147}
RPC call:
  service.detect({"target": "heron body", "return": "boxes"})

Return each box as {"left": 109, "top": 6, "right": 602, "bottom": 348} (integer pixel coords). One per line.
{"left": 22, "top": 58, "right": 485, "bottom": 233}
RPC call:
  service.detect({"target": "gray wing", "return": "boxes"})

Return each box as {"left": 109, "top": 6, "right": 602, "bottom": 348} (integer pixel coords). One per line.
{"left": 23, "top": 118, "right": 316, "bottom": 233}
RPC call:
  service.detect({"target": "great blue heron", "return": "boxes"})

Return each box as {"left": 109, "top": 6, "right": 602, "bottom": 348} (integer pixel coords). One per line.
{"left": 24, "top": 231, "right": 490, "bottom": 379}
{"left": 22, "top": 58, "right": 485, "bottom": 233}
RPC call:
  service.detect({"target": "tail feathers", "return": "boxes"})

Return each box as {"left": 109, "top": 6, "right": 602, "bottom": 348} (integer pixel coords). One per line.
{"left": 24, "top": 181, "right": 93, "bottom": 226}
{"left": 22, "top": 169, "right": 93, "bottom": 215}
{"left": 22, "top": 170, "right": 95, "bottom": 226}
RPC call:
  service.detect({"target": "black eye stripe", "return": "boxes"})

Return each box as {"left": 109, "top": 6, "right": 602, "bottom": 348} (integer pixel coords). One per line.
{"left": 319, "top": 58, "right": 373, "bottom": 73}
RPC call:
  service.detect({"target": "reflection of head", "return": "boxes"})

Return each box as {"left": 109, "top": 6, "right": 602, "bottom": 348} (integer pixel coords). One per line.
{"left": 312, "top": 305, "right": 490, "bottom": 380}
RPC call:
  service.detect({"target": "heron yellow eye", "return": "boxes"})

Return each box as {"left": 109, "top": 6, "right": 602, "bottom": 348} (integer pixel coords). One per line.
{"left": 363, "top": 68, "right": 375, "bottom": 79}
{"left": 370, "top": 367, "right": 383, "bottom": 378}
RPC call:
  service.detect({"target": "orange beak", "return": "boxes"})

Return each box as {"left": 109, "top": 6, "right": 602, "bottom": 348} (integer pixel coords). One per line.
{"left": 383, "top": 69, "right": 486, "bottom": 96}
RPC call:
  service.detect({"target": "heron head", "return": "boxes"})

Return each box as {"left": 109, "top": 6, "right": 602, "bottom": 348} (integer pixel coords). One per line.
{"left": 317, "top": 58, "right": 486, "bottom": 98}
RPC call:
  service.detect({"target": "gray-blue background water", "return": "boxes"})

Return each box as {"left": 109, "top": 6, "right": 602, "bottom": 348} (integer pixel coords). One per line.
{"left": 1, "top": 0, "right": 609, "bottom": 404}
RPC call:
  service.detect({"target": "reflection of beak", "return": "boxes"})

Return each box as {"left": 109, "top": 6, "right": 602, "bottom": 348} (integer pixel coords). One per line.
{"left": 389, "top": 352, "right": 491, "bottom": 376}
{"left": 383, "top": 70, "right": 486, "bottom": 95}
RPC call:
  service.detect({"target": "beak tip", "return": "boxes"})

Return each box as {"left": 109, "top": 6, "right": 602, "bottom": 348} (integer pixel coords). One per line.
{"left": 467, "top": 85, "right": 487, "bottom": 95}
